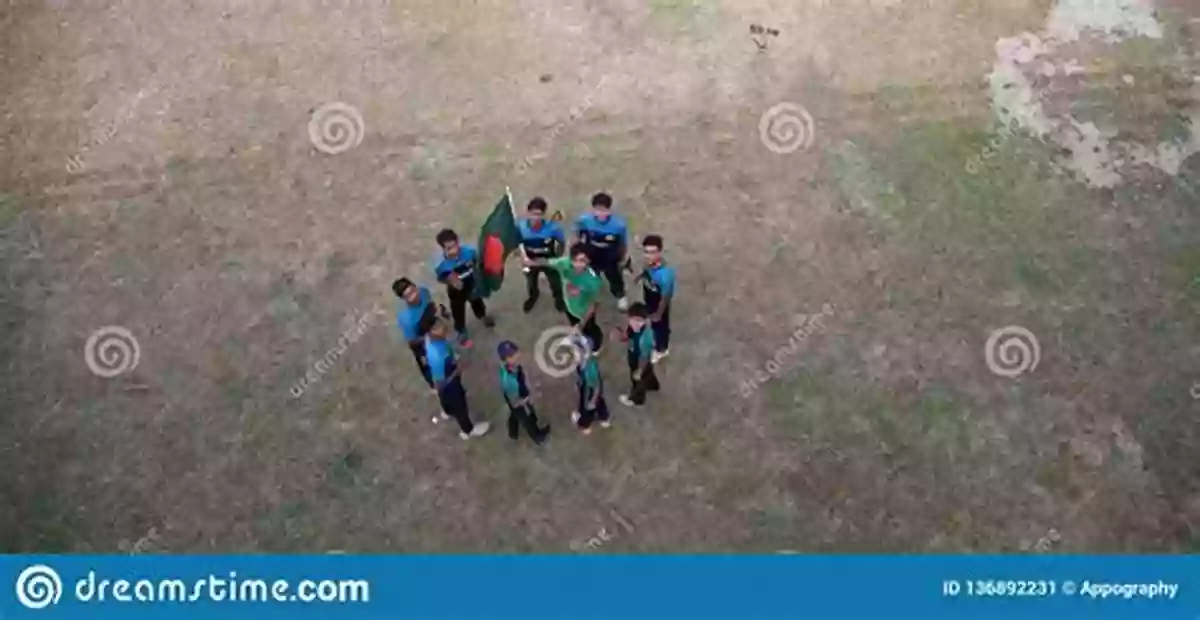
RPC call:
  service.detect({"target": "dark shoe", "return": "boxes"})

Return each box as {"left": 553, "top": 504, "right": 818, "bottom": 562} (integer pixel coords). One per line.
{"left": 534, "top": 425, "right": 551, "bottom": 444}
{"left": 522, "top": 298, "right": 537, "bottom": 313}
{"left": 482, "top": 315, "right": 497, "bottom": 329}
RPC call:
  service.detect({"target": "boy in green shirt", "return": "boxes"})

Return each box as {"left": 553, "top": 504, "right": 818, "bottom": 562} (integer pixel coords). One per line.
{"left": 497, "top": 340, "right": 550, "bottom": 444}
{"left": 524, "top": 243, "right": 605, "bottom": 353}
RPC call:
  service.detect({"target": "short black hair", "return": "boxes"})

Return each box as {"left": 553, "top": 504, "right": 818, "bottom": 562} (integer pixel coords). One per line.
{"left": 435, "top": 229, "right": 458, "bottom": 247}
{"left": 569, "top": 243, "right": 591, "bottom": 260}
{"left": 627, "top": 302, "right": 648, "bottom": 318}
{"left": 527, "top": 197, "right": 548, "bottom": 213}
{"left": 392, "top": 277, "right": 414, "bottom": 298}
{"left": 642, "top": 234, "right": 663, "bottom": 250}
{"left": 591, "top": 192, "right": 613, "bottom": 208}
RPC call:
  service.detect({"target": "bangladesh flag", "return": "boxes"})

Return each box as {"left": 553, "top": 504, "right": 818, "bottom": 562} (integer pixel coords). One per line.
{"left": 477, "top": 189, "right": 522, "bottom": 299}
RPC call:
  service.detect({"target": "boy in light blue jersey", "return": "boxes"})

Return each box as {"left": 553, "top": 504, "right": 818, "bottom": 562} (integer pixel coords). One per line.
{"left": 636, "top": 235, "right": 676, "bottom": 363}
{"left": 423, "top": 315, "right": 490, "bottom": 440}
{"left": 393, "top": 277, "right": 439, "bottom": 391}
{"left": 574, "top": 192, "right": 631, "bottom": 310}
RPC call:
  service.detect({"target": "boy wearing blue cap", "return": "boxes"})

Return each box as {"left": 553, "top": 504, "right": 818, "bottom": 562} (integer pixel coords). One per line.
{"left": 569, "top": 335, "right": 610, "bottom": 435}
{"left": 497, "top": 341, "right": 550, "bottom": 444}
{"left": 617, "top": 302, "right": 660, "bottom": 407}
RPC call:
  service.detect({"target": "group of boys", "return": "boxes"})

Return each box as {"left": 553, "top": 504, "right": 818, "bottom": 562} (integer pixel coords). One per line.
{"left": 393, "top": 192, "right": 677, "bottom": 445}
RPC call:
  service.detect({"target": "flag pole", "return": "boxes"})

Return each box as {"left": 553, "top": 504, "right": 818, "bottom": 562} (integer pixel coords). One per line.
{"left": 505, "top": 185, "right": 516, "bottom": 219}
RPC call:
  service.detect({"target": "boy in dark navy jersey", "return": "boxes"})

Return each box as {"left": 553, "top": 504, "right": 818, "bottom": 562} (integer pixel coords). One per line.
{"left": 422, "top": 315, "right": 490, "bottom": 440}
{"left": 574, "top": 192, "right": 630, "bottom": 310}
{"left": 433, "top": 228, "right": 495, "bottom": 348}
{"left": 518, "top": 197, "right": 567, "bottom": 314}
{"left": 497, "top": 340, "right": 550, "bottom": 444}
{"left": 636, "top": 235, "right": 676, "bottom": 363}
{"left": 617, "top": 303, "right": 660, "bottom": 407}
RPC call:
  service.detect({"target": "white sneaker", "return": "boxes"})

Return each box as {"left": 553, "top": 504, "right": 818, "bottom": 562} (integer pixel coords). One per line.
{"left": 570, "top": 411, "right": 581, "bottom": 425}
{"left": 651, "top": 350, "right": 669, "bottom": 364}
{"left": 460, "top": 421, "right": 491, "bottom": 440}
{"left": 617, "top": 296, "right": 630, "bottom": 311}
{"left": 618, "top": 394, "right": 637, "bottom": 407}
{"left": 600, "top": 420, "right": 612, "bottom": 429}
{"left": 431, "top": 411, "right": 451, "bottom": 424}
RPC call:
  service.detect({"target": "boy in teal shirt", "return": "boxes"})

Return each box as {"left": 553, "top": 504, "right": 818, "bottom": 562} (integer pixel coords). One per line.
{"left": 497, "top": 341, "right": 550, "bottom": 444}
{"left": 618, "top": 303, "right": 660, "bottom": 407}
{"left": 569, "top": 335, "right": 610, "bottom": 435}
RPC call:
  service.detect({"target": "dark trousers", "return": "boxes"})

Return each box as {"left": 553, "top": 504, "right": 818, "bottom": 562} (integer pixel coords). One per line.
{"left": 596, "top": 261, "right": 626, "bottom": 298}
{"left": 525, "top": 267, "right": 565, "bottom": 308}
{"left": 437, "top": 379, "right": 474, "bottom": 434}
{"left": 447, "top": 283, "right": 487, "bottom": 334}
{"left": 651, "top": 309, "right": 671, "bottom": 352}
{"left": 628, "top": 357, "right": 660, "bottom": 405}
{"left": 567, "top": 312, "right": 604, "bottom": 352}
{"left": 576, "top": 391, "right": 610, "bottom": 429}
{"left": 408, "top": 340, "right": 435, "bottom": 389}
{"left": 507, "top": 403, "right": 546, "bottom": 441}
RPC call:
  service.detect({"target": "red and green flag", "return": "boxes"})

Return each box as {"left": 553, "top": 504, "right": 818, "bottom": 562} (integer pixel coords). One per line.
{"left": 477, "top": 189, "right": 522, "bottom": 299}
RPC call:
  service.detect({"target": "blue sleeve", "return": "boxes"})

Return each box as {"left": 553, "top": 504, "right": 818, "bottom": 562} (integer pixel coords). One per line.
{"left": 661, "top": 268, "right": 676, "bottom": 298}
{"left": 574, "top": 214, "right": 590, "bottom": 235}
{"left": 617, "top": 217, "right": 629, "bottom": 246}
{"left": 461, "top": 245, "right": 478, "bottom": 262}
{"left": 432, "top": 252, "right": 452, "bottom": 280}
{"left": 551, "top": 222, "right": 566, "bottom": 244}
{"left": 420, "top": 287, "right": 432, "bottom": 305}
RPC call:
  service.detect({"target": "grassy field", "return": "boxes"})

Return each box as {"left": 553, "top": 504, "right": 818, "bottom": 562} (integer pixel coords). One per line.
{"left": 1, "top": 0, "right": 1198, "bottom": 553}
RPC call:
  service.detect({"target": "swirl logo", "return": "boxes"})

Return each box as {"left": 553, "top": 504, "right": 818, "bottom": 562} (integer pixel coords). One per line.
{"left": 984, "top": 325, "right": 1040, "bottom": 378}
{"left": 15, "top": 565, "right": 62, "bottom": 609}
{"left": 1191, "top": 382, "right": 1200, "bottom": 401}
{"left": 84, "top": 326, "right": 141, "bottom": 378}
{"left": 308, "top": 102, "right": 364, "bottom": 155}
{"left": 534, "top": 326, "right": 591, "bottom": 378}
{"left": 759, "top": 102, "right": 815, "bottom": 154}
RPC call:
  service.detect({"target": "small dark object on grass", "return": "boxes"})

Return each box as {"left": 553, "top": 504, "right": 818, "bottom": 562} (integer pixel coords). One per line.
{"left": 540, "top": 74, "right": 553, "bottom": 83}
